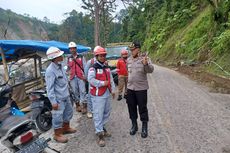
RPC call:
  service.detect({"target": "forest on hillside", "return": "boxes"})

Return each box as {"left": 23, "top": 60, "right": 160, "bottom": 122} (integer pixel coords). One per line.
{"left": 121, "top": 0, "right": 230, "bottom": 77}
{"left": 0, "top": 0, "right": 229, "bottom": 77}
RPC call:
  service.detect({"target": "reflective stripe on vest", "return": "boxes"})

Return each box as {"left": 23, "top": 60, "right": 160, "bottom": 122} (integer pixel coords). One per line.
{"left": 90, "top": 68, "right": 111, "bottom": 96}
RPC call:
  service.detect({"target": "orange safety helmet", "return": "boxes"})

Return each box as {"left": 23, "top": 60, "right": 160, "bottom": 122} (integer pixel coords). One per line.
{"left": 94, "top": 46, "right": 107, "bottom": 56}
{"left": 121, "top": 49, "right": 128, "bottom": 55}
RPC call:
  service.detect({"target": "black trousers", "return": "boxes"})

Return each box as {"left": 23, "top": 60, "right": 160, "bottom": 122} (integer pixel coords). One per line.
{"left": 126, "top": 89, "right": 149, "bottom": 122}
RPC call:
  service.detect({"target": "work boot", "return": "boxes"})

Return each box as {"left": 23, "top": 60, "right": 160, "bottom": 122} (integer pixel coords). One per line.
{"left": 123, "top": 94, "right": 127, "bottom": 99}
{"left": 87, "top": 112, "right": 93, "bottom": 119}
{"left": 117, "top": 95, "right": 122, "bottom": 101}
{"left": 97, "top": 132, "right": 105, "bottom": 147}
{"left": 62, "top": 122, "right": 77, "bottom": 134}
{"left": 75, "top": 102, "right": 81, "bottom": 112}
{"left": 53, "top": 128, "right": 68, "bottom": 143}
{"left": 82, "top": 103, "right": 87, "bottom": 114}
{"left": 130, "top": 120, "right": 138, "bottom": 135}
{"left": 103, "top": 127, "right": 111, "bottom": 137}
{"left": 141, "top": 121, "right": 148, "bottom": 138}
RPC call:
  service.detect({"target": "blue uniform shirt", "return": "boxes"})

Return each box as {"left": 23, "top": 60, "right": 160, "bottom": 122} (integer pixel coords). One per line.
{"left": 45, "top": 62, "right": 70, "bottom": 105}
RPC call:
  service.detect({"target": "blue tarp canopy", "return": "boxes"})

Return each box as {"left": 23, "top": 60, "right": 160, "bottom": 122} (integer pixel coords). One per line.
{"left": 0, "top": 40, "right": 91, "bottom": 62}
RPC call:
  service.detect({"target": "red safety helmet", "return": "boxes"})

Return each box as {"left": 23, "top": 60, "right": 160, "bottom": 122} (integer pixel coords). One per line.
{"left": 121, "top": 49, "right": 128, "bottom": 55}
{"left": 94, "top": 46, "right": 107, "bottom": 56}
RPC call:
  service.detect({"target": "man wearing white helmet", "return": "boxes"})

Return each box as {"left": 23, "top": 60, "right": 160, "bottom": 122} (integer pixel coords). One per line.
{"left": 67, "top": 42, "right": 87, "bottom": 114}
{"left": 45, "top": 46, "right": 76, "bottom": 143}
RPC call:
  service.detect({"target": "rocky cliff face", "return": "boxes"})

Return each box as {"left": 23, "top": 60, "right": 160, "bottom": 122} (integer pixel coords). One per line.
{"left": 0, "top": 8, "right": 51, "bottom": 40}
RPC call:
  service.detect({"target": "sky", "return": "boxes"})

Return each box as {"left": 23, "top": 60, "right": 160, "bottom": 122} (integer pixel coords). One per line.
{"left": 0, "top": 0, "right": 125, "bottom": 24}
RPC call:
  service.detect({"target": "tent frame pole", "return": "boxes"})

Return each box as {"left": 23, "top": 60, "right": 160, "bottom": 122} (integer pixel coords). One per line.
{"left": 0, "top": 47, "right": 9, "bottom": 82}
{"left": 38, "top": 57, "right": 44, "bottom": 87}
{"left": 34, "top": 56, "right": 38, "bottom": 78}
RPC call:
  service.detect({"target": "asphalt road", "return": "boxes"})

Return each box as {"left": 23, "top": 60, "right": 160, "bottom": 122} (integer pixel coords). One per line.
{"left": 1, "top": 65, "right": 230, "bottom": 153}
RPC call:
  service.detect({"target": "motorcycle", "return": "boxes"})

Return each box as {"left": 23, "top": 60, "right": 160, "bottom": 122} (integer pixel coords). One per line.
{"left": 0, "top": 82, "right": 51, "bottom": 153}
{"left": 29, "top": 90, "right": 52, "bottom": 132}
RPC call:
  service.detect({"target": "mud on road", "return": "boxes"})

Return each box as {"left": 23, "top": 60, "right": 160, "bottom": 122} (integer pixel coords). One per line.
{"left": 175, "top": 65, "right": 230, "bottom": 94}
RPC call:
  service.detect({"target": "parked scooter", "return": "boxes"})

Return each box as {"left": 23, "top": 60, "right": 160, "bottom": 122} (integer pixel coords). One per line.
{"left": 29, "top": 90, "right": 52, "bottom": 132}
{"left": 0, "top": 82, "right": 51, "bottom": 153}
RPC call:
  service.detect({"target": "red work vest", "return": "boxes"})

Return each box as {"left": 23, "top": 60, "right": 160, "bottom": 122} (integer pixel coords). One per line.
{"left": 116, "top": 58, "right": 128, "bottom": 76}
{"left": 90, "top": 68, "right": 112, "bottom": 96}
{"left": 68, "top": 56, "right": 84, "bottom": 80}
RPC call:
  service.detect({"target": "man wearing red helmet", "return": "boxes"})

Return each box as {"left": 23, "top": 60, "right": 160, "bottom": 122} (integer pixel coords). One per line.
{"left": 116, "top": 49, "right": 129, "bottom": 101}
{"left": 88, "top": 46, "right": 115, "bottom": 147}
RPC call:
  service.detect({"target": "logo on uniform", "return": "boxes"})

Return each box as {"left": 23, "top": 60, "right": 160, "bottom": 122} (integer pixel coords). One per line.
{"left": 97, "top": 69, "right": 103, "bottom": 74}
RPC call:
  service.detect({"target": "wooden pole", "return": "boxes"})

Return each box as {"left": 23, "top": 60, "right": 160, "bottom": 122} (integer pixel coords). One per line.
{"left": 0, "top": 47, "right": 9, "bottom": 82}
{"left": 38, "top": 57, "right": 44, "bottom": 87}
{"left": 34, "top": 56, "right": 38, "bottom": 78}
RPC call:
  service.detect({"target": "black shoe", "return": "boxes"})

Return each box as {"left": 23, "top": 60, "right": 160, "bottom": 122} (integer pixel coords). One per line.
{"left": 130, "top": 120, "right": 138, "bottom": 135}
{"left": 141, "top": 121, "right": 148, "bottom": 138}
{"left": 123, "top": 94, "right": 127, "bottom": 99}
{"left": 117, "top": 95, "right": 122, "bottom": 101}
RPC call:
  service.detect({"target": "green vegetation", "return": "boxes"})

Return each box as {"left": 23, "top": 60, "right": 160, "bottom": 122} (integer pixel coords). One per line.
{"left": 0, "top": 8, "right": 123, "bottom": 48}
{"left": 1, "top": 0, "right": 230, "bottom": 77}
{"left": 121, "top": 0, "right": 230, "bottom": 77}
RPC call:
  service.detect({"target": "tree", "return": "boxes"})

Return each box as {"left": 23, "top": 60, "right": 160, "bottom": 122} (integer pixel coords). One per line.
{"left": 81, "top": 0, "right": 117, "bottom": 46}
{"left": 43, "top": 16, "right": 50, "bottom": 23}
{"left": 57, "top": 10, "right": 94, "bottom": 46}
{"left": 207, "top": 0, "right": 230, "bottom": 24}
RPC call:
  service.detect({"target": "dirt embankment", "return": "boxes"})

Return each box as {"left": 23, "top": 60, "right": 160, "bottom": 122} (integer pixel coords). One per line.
{"left": 156, "top": 62, "right": 230, "bottom": 94}
{"left": 176, "top": 65, "right": 230, "bottom": 93}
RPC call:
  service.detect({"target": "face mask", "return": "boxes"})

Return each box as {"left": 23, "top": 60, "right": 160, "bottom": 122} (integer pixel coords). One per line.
{"left": 57, "top": 61, "right": 63, "bottom": 66}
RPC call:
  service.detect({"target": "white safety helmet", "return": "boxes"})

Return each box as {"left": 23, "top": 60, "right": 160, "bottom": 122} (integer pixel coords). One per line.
{"left": 46, "top": 46, "right": 64, "bottom": 60}
{"left": 68, "top": 42, "right": 77, "bottom": 48}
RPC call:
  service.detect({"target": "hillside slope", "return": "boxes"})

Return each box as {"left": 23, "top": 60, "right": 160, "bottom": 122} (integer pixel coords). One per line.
{"left": 0, "top": 8, "right": 55, "bottom": 40}
{"left": 120, "top": 1, "right": 229, "bottom": 93}
{"left": 152, "top": 6, "right": 230, "bottom": 78}
{"left": 121, "top": 1, "right": 229, "bottom": 78}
